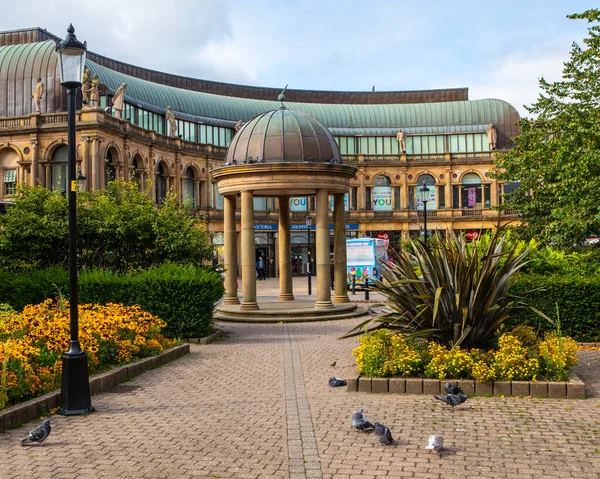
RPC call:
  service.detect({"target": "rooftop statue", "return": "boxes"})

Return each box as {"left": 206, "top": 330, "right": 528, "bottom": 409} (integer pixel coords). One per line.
{"left": 112, "top": 82, "right": 127, "bottom": 118}
{"left": 486, "top": 123, "right": 497, "bottom": 150}
{"left": 89, "top": 74, "right": 100, "bottom": 109}
{"left": 396, "top": 128, "right": 406, "bottom": 153}
{"left": 166, "top": 106, "right": 177, "bottom": 137}
{"left": 81, "top": 67, "right": 91, "bottom": 107}
{"left": 32, "top": 77, "right": 43, "bottom": 114}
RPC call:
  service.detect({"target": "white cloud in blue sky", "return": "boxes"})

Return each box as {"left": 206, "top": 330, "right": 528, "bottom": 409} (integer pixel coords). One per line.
{"left": 1, "top": 0, "right": 595, "bottom": 116}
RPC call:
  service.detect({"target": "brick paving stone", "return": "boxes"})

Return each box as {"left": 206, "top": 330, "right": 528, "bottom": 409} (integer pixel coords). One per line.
{"left": 1, "top": 298, "right": 600, "bottom": 478}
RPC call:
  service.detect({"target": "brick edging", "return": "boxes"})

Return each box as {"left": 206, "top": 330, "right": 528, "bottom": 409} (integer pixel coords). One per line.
{"left": 0, "top": 344, "right": 190, "bottom": 433}
{"left": 346, "top": 372, "right": 586, "bottom": 399}
{"left": 182, "top": 328, "right": 224, "bottom": 345}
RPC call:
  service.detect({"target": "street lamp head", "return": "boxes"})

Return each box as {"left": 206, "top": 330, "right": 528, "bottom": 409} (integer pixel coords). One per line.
{"left": 305, "top": 214, "right": 312, "bottom": 228}
{"left": 55, "top": 24, "right": 87, "bottom": 88}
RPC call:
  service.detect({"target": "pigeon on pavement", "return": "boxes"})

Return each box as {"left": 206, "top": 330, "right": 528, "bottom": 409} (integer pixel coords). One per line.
{"left": 434, "top": 393, "right": 468, "bottom": 409}
{"left": 351, "top": 408, "right": 374, "bottom": 432}
{"left": 444, "top": 383, "right": 464, "bottom": 396}
{"left": 373, "top": 421, "right": 394, "bottom": 446}
{"left": 21, "top": 419, "right": 51, "bottom": 446}
{"left": 426, "top": 435, "right": 444, "bottom": 453}
{"left": 328, "top": 377, "right": 347, "bottom": 387}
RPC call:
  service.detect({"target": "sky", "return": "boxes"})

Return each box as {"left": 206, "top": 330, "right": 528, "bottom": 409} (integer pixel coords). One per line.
{"left": 1, "top": 1, "right": 596, "bottom": 117}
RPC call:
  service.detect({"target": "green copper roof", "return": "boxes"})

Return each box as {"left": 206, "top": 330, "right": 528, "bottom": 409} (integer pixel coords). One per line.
{"left": 0, "top": 41, "right": 520, "bottom": 132}
{"left": 84, "top": 54, "right": 518, "bottom": 130}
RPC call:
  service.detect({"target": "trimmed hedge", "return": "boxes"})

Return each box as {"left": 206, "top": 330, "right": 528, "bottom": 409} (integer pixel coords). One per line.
{"left": 507, "top": 274, "right": 600, "bottom": 341}
{"left": 0, "top": 264, "right": 224, "bottom": 338}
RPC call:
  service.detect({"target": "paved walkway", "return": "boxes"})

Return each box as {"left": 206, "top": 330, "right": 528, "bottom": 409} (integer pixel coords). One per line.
{"left": 1, "top": 281, "right": 600, "bottom": 478}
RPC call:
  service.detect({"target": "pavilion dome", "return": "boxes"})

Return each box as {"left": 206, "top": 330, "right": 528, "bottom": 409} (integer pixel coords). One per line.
{"left": 225, "top": 108, "right": 341, "bottom": 165}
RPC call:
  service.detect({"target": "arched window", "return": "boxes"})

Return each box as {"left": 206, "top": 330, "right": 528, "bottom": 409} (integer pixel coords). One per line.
{"left": 371, "top": 175, "right": 392, "bottom": 211}
{"left": 156, "top": 162, "right": 167, "bottom": 204}
{"left": 415, "top": 174, "right": 437, "bottom": 211}
{"left": 104, "top": 149, "right": 116, "bottom": 187}
{"left": 51, "top": 145, "right": 68, "bottom": 192}
{"left": 0, "top": 148, "right": 18, "bottom": 199}
{"left": 183, "top": 167, "right": 197, "bottom": 208}
{"left": 451, "top": 172, "right": 490, "bottom": 209}
{"left": 131, "top": 155, "right": 142, "bottom": 184}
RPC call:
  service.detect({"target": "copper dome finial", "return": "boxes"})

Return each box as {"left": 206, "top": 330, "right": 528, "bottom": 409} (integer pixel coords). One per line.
{"left": 277, "top": 84, "right": 288, "bottom": 108}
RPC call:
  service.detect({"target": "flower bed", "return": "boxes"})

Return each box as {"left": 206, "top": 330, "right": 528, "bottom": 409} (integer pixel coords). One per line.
{"left": 0, "top": 299, "right": 174, "bottom": 410}
{"left": 352, "top": 327, "right": 579, "bottom": 383}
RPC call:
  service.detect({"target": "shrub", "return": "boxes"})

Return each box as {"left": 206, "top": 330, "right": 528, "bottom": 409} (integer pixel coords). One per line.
{"left": 0, "top": 183, "right": 213, "bottom": 273}
{"left": 343, "top": 228, "right": 535, "bottom": 350}
{"left": 507, "top": 274, "right": 600, "bottom": 341}
{"left": 537, "top": 333, "right": 579, "bottom": 381}
{"left": 0, "top": 265, "right": 224, "bottom": 338}
{"left": 78, "top": 264, "right": 224, "bottom": 338}
{"left": 424, "top": 343, "right": 473, "bottom": 380}
{"left": 0, "top": 299, "right": 173, "bottom": 409}
{"left": 491, "top": 334, "right": 539, "bottom": 381}
{"left": 352, "top": 329, "right": 424, "bottom": 377}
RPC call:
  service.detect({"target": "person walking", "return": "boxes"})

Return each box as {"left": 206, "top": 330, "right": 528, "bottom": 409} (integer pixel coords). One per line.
{"left": 256, "top": 256, "right": 266, "bottom": 280}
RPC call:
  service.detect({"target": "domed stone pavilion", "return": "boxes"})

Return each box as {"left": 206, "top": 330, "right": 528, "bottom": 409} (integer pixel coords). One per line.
{"left": 211, "top": 105, "right": 360, "bottom": 320}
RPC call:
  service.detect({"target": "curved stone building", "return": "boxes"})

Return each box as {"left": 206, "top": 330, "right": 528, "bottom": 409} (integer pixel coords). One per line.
{"left": 0, "top": 27, "right": 520, "bottom": 278}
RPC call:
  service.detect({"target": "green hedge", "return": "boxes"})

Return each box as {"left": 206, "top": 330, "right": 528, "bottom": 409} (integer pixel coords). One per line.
{"left": 0, "top": 265, "right": 224, "bottom": 338}
{"left": 507, "top": 274, "right": 600, "bottom": 341}
{"left": 0, "top": 266, "right": 69, "bottom": 310}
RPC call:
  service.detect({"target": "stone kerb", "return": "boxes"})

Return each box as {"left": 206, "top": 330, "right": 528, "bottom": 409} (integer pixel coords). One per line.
{"left": 346, "top": 373, "right": 586, "bottom": 399}
{"left": 0, "top": 344, "right": 190, "bottom": 434}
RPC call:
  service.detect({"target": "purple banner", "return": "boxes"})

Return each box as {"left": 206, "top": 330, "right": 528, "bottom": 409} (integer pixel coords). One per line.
{"left": 467, "top": 187, "right": 477, "bottom": 207}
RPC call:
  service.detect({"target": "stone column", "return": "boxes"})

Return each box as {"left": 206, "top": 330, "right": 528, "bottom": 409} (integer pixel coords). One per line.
{"left": 358, "top": 171, "right": 365, "bottom": 211}
{"left": 278, "top": 196, "right": 294, "bottom": 301}
{"left": 223, "top": 195, "right": 240, "bottom": 305}
{"left": 445, "top": 169, "right": 452, "bottom": 210}
{"left": 30, "top": 140, "right": 39, "bottom": 186}
{"left": 241, "top": 190, "right": 258, "bottom": 310}
{"left": 91, "top": 138, "right": 100, "bottom": 191}
{"left": 45, "top": 163, "right": 51, "bottom": 189}
{"left": 333, "top": 193, "right": 349, "bottom": 303}
{"left": 491, "top": 178, "right": 499, "bottom": 207}
{"left": 80, "top": 136, "right": 89, "bottom": 191}
{"left": 401, "top": 171, "right": 409, "bottom": 210}
{"left": 315, "top": 189, "right": 333, "bottom": 309}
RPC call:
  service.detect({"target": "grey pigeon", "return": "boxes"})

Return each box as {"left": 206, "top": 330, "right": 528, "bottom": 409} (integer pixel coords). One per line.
{"left": 426, "top": 435, "right": 444, "bottom": 453}
{"left": 328, "top": 377, "right": 347, "bottom": 387}
{"left": 444, "top": 383, "right": 464, "bottom": 396}
{"left": 373, "top": 421, "right": 394, "bottom": 446}
{"left": 21, "top": 419, "right": 51, "bottom": 446}
{"left": 351, "top": 408, "right": 374, "bottom": 432}
{"left": 434, "top": 393, "right": 468, "bottom": 409}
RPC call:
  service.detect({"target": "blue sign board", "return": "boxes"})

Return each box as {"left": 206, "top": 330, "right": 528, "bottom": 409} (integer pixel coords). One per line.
{"left": 254, "top": 223, "right": 359, "bottom": 231}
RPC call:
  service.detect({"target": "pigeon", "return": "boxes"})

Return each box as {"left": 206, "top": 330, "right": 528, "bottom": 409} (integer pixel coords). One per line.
{"left": 329, "top": 361, "right": 336, "bottom": 367}
{"left": 21, "top": 419, "right": 51, "bottom": 446}
{"left": 328, "top": 377, "right": 347, "bottom": 387}
{"left": 434, "top": 393, "right": 468, "bottom": 409}
{"left": 373, "top": 421, "right": 394, "bottom": 446}
{"left": 444, "top": 382, "right": 464, "bottom": 396}
{"left": 426, "top": 435, "right": 444, "bottom": 453}
{"left": 351, "top": 408, "right": 374, "bottom": 432}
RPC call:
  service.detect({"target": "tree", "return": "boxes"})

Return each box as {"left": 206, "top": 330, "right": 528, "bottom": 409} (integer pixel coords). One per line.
{"left": 0, "top": 182, "right": 214, "bottom": 272}
{"left": 495, "top": 10, "right": 600, "bottom": 248}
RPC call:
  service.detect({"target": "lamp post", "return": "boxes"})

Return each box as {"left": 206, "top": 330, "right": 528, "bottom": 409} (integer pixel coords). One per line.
{"left": 305, "top": 213, "right": 312, "bottom": 296}
{"left": 56, "top": 24, "right": 94, "bottom": 416}
{"left": 419, "top": 180, "right": 429, "bottom": 241}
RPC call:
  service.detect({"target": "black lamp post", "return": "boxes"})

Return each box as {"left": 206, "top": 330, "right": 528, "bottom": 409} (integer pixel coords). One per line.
{"left": 56, "top": 24, "right": 94, "bottom": 416}
{"left": 305, "top": 213, "right": 312, "bottom": 296}
{"left": 419, "top": 180, "right": 430, "bottom": 241}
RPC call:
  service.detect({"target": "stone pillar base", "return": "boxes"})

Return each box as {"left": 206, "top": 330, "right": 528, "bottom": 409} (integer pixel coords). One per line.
{"left": 333, "top": 295, "right": 350, "bottom": 304}
{"left": 223, "top": 296, "right": 240, "bottom": 305}
{"left": 277, "top": 294, "right": 295, "bottom": 302}
{"left": 314, "top": 301, "right": 334, "bottom": 310}
{"left": 241, "top": 302, "right": 259, "bottom": 311}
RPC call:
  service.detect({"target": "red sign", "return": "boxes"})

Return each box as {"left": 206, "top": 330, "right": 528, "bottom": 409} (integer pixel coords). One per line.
{"left": 376, "top": 232, "right": 390, "bottom": 248}
{"left": 466, "top": 230, "right": 480, "bottom": 241}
